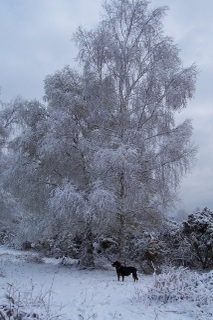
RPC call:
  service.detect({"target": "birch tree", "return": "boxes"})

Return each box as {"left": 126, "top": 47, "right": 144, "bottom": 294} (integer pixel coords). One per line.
{"left": 74, "top": 0, "right": 197, "bottom": 263}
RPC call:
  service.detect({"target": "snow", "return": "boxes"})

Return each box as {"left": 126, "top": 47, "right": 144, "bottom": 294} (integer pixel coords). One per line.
{"left": 0, "top": 246, "right": 212, "bottom": 320}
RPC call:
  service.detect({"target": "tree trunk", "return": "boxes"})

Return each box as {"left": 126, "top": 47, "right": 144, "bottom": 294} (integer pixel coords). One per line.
{"left": 118, "top": 169, "right": 126, "bottom": 265}
{"left": 80, "top": 223, "right": 95, "bottom": 268}
{"left": 118, "top": 214, "right": 126, "bottom": 265}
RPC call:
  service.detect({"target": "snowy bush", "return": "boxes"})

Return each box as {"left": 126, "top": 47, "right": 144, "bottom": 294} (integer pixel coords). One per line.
{"left": 159, "top": 219, "right": 192, "bottom": 267}
{"left": 134, "top": 268, "right": 213, "bottom": 319}
{"left": 0, "top": 280, "right": 64, "bottom": 320}
{"left": 183, "top": 207, "right": 213, "bottom": 269}
{"left": 0, "top": 228, "right": 15, "bottom": 246}
{"left": 126, "top": 231, "right": 165, "bottom": 274}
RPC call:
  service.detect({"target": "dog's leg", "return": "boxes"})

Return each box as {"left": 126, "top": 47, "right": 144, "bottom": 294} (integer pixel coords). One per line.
{"left": 133, "top": 274, "right": 138, "bottom": 281}
{"left": 122, "top": 275, "right": 124, "bottom": 281}
{"left": 118, "top": 274, "right": 120, "bottom": 281}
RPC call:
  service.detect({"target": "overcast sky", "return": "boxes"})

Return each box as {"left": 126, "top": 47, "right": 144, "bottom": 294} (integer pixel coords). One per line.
{"left": 0, "top": 0, "right": 212, "bottom": 214}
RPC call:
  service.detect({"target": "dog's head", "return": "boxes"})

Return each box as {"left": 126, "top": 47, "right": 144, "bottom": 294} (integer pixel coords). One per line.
{"left": 112, "top": 261, "right": 121, "bottom": 268}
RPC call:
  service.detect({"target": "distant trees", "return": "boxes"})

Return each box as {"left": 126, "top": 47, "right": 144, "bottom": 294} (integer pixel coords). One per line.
{"left": 0, "top": 0, "right": 198, "bottom": 266}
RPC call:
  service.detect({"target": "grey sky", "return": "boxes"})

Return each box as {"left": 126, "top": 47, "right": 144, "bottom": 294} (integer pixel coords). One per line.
{"left": 0, "top": 0, "right": 212, "bottom": 213}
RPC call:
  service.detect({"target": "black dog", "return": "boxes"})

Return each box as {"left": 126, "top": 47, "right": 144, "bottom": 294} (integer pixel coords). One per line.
{"left": 112, "top": 261, "right": 138, "bottom": 282}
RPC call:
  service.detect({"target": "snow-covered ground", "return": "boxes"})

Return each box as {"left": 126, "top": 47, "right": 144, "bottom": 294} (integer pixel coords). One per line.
{"left": 0, "top": 246, "right": 212, "bottom": 320}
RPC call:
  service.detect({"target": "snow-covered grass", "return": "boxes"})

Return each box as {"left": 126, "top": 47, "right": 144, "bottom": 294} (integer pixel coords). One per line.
{"left": 133, "top": 267, "right": 213, "bottom": 320}
{"left": 0, "top": 246, "right": 212, "bottom": 320}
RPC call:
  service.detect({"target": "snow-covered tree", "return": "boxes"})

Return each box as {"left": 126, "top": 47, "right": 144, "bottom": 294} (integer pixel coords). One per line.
{"left": 73, "top": 0, "right": 197, "bottom": 262}
{"left": 0, "top": 98, "right": 55, "bottom": 246}
{"left": 0, "top": 98, "right": 25, "bottom": 244}
{"left": 42, "top": 66, "right": 117, "bottom": 266}
{"left": 1, "top": 0, "right": 198, "bottom": 266}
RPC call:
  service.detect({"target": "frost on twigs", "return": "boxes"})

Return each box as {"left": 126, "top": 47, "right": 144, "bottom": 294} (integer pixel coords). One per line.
{"left": 134, "top": 267, "right": 213, "bottom": 319}
{"left": 0, "top": 280, "right": 64, "bottom": 320}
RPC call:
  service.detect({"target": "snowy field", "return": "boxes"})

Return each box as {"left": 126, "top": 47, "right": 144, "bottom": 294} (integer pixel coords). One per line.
{"left": 0, "top": 246, "right": 212, "bottom": 320}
